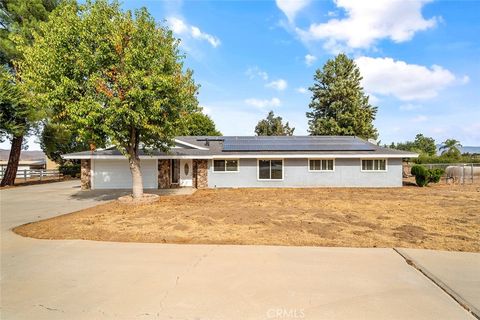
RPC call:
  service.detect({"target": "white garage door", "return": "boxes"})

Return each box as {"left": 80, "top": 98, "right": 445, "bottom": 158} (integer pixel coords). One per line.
{"left": 93, "top": 159, "right": 157, "bottom": 189}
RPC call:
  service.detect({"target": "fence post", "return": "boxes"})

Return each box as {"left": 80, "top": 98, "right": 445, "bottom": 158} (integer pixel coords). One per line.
{"left": 24, "top": 169, "right": 27, "bottom": 182}
{"left": 462, "top": 165, "right": 465, "bottom": 185}
{"left": 472, "top": 164, "right": 475, "bottom": 184}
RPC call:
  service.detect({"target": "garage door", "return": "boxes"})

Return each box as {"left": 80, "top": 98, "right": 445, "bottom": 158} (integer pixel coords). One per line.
{"left": 93, "top": 159, "right": 157, "bottom": 189}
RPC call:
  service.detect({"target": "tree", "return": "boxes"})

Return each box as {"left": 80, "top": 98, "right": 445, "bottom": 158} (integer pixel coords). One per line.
{"left": 440, "top": 139, "right": 462, "bottom": 158}
{"left": 0, "top": 0, "right": 59, "bottom": 186}
{"left": 19, "top": 0, "right": 199, "bottom": 198}
{"left": 391, "top": 133, "right": 436, "bottom": 156}
{"left": 39, "top": 122, "right": 92, "bottom": 164}
{"left": 255, "top": 111, "right": 294, "bottom": 136}
{"left": 307, "top": 53, "right": 378, "bottom": 139}
{"left": 181, "top": 108, "right": 221, "bottom": 136}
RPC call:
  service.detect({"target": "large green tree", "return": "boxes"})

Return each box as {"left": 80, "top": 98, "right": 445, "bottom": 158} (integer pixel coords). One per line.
{"left": 307, "top": 53, "right": 378, "bottom": 139}
{"left": 39, "top": 122, "right": 92, "bottom": 164}
{"left": 19, "top": 0, "right": 199, "bottom": 198}
{"left": 0, "top": 0, "right": 59, "bottom": 186}
{"left": 391, "top": 133, "right": 436, "bottom": 156}
{"left": 182, "top": 108, "right": 221, "bottom": 136}
{"left": 255, "top": 111, "right": 294, "bottom": 136}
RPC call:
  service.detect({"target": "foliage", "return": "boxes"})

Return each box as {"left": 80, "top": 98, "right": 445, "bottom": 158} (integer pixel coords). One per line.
{"left": 439, "top": 139, "right": 462, "bottom": 159}
{"left": 390, "top": 133, "right": 436, "bottom": 156}
{"left": 429, "top": 168, "right": 444, "bottom": 183}
{"left": 307, "top": 53, "right": 378, "bottom": 139}
{"left": 255, "top": 111, "right": 294, "bottom": 136}
{"left": 59, "top": 163, "right": 80, "bottom": 178}
{"left": 18, "top": 0, "right": 199, "bottom": 197}
{"left": 413, "top": 154, "right": 480, "bottom": 164}
{"left": 181, "top": 108, "right": 221, "bottom": 136}
{"left": 410, "top": 164, "right": 445, "bottom": 187}
{"left": 0, "top": 0, "right": 60, "bottom": 66}
{"left": 0, "top": 0, "right": 58, "bottom": 186}
{"left": 40, "top": 122, "right": 93, "bottom": 164}
{"left": 0, "top": 65, "right": 27, "bottom": 140}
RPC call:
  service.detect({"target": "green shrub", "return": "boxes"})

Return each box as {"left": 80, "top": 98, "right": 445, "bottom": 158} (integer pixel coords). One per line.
{"left": 428, "top": 168, "right": 445, "bottom": 183}
{"left": 410, "top": 165, "right": 445, "bottom": 187}
{"left": 59, "top": 163, "right": 81, "bottom": 178}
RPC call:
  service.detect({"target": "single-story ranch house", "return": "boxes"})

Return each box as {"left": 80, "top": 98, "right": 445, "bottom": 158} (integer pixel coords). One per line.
{"left": 63, "top": 136, "right": 418, "bottom": 190}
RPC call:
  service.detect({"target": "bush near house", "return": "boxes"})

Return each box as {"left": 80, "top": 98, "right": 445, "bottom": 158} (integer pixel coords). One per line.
{"left": 411, "top": 165, "right": 445, "bottom": 187}
{"left": 59, "top": 163, "right": 81, "bottom": 178}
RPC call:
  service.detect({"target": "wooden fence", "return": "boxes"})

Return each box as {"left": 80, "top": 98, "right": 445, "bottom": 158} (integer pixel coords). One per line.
{"left": 0, "top": 169, "right": 62, "bottom": 182}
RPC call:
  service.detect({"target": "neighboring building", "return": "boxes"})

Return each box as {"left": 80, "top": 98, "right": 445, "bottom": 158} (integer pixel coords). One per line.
{"left": 0, "top": 149, "right": 46, "bottom": 173}
{"left": 63, "top": 136, "right": 418, "bottom": 190}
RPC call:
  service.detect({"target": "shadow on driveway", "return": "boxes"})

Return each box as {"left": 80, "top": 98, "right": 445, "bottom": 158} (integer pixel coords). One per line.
{"left": 69, "top": 188, "right": 196, "bottom": 201}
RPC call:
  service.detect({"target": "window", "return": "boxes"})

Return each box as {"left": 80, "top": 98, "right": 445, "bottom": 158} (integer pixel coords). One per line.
{"left": 309, "top": 159, "right": 334, "bottom": 171}
{"left": 258, "top": 159, "right": 283, "bottom": 180}
{"left": 361, "top": 159, "right": 387, "bottom": 171}
{"left": 213, "top": 159, "right": 239, "bottom": 172}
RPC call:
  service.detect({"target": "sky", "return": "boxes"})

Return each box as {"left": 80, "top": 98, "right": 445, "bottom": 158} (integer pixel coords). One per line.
{"left": 3, "top": 0, "right": 479, "bottom": 150}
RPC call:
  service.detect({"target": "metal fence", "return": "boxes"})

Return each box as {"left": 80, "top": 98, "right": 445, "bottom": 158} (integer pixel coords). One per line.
{"left": 421, "top": 163, "right": 480, "bottom": 184}
{"left": 0, "top": 169, "right": 62, "bottom": 182}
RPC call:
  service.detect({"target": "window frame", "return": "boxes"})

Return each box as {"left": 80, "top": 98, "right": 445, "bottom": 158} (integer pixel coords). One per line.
{"left": 212, "top": 159, "right": 240, "bottom": 173}
{"left": 360, "top": 158, "right": 388, "bottom": 172}
{"left": 257, "top": 159, "right": 284, "bottom": 181}
{"left": 308, "top": 158, "right": 335, "bottom": 172}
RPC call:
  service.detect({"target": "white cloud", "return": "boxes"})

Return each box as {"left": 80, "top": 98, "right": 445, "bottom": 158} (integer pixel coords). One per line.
{"left": 296, "top": 0, "right": 437, "bottom": 52}
{"left": 244, "top": 97, "right": 281, "bottom": 109}
{"left": 355, "top": 56, "right": 457, "bottom": 101}
{"left": 266, "top": 79, "right": 288, "bottom": 91}
{"left": 411, "top": 115, "right": 428, "bottom": 122}
{"left": 304, "top": 54, "right": 317, "bottom": 66}
{"left": 276, "top": 0, "right": 311, "bottom": 23}
{"left": 296, "top": 87, "right": 308, "bottom": 94}
{"left": 245, "top": 66, "right": 269, "bottom": 81}
{"left": 167, "top": 17, "right": 221, "bottom": 48}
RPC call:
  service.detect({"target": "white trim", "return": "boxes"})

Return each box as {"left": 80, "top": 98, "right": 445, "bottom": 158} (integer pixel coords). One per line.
{"left": 360, "top": 158, "right": 388, "bottom": 172}
{"left": 64, "top": 153, "right": 417, "bottom": 160}
{"left": 174, "top": 139, "right": 209, "bottom": 150}
{"left": 211, "top": 159, "right": 240, "bottom": 173}
{"left": 257, "top": 159, "right": 284, "bottom": 181}
{"left": 308, "top": 158, "right": 335, "bottom": 172}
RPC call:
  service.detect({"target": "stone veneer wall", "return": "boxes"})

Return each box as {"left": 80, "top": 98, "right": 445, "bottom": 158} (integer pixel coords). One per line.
{"left": 158, "top": 159, "right": 171, "bottom": 189}
{"left": 80, "top": 159, "right": 91, "bottom": 190}
{"left": 193, "top": 159, "right": 208, "bottom": 188}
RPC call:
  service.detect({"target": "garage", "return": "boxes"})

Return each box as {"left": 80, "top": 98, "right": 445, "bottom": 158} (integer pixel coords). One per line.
{"left": 92, "top": 159, "right": 158, "bottom": 189}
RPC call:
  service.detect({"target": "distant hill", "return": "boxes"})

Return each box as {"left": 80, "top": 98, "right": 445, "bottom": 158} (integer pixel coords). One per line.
{"left": 0, "top": 149, "right": 46, "bottom": 161}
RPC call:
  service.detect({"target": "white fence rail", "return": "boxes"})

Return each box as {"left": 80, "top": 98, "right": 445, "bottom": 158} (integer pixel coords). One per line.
{"left": 0, "top": 169, "right": 62, "bottom": 182}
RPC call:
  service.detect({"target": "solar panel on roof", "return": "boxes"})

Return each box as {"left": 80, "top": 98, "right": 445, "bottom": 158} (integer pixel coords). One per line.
{"left": 222, "top": 136, "right": 376, "bottom": 152}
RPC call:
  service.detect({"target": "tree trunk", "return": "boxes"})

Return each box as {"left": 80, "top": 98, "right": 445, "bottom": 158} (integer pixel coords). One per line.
{"left": 0, "top": 135, "right": 23, "bottom": 187}
{"left": 128, "top": 154, "right": 144, "bottom": 198}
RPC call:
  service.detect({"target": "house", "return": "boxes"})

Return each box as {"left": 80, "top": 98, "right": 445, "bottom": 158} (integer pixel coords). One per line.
{"left": 62, "top": 136, "right": 418, "bottom": 190}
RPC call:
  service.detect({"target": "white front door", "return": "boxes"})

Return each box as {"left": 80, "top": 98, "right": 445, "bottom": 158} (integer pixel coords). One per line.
{"left": 179, "top": 159, "right": 193, "bottom": 187}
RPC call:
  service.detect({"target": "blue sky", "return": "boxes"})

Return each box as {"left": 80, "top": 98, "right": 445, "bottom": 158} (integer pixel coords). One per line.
{"left": 4, "top": 0, "right": 479, "bottom": 150}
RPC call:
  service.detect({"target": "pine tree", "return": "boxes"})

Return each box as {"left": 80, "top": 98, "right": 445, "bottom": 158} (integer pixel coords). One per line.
{"left": 307, "top": 53, "right": 378, "bottom": 140}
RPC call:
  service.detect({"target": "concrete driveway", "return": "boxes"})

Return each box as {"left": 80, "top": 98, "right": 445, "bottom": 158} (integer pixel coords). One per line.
{"left": 1, "top": 181, "right": 477, "bottom": 319}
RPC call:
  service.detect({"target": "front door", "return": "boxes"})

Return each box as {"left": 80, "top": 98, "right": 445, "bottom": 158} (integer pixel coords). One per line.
{"left": 179, "top": 159, "right": 193, "bottom": 187}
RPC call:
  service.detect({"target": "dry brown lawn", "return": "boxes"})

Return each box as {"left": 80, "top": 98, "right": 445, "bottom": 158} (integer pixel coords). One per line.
{"left": 14, "top": 182, "right": 480, "bottom": 252}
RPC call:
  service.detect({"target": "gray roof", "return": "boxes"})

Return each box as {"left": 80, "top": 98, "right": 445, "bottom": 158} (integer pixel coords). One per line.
{"left": 63, "top": 136, "right": 418, "bottom": 158}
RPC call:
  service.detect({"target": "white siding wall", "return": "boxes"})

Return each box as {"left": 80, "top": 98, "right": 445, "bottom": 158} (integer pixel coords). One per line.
{"left": 92, "top": 159, "right": 157, "bottom": 189}
{"left": 208, "top": 158, "right": 403, "bottom": 188}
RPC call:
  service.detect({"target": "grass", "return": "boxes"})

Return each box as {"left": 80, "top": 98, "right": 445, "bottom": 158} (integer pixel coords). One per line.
{"left": 14, "top": 181, "right": 480, "bottom": 252}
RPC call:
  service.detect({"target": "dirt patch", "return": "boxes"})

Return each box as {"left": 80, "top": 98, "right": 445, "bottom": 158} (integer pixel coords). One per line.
{"left": 13, "top": 182, "right": 480, "bottom": 252}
